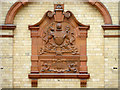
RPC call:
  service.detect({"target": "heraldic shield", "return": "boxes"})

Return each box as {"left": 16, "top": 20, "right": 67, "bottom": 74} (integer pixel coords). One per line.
{"left": 28, "top": 4, "right": 90, "bottom": 87}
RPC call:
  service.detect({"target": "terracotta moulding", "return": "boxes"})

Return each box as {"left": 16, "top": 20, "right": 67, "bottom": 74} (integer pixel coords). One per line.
{"left": 5, "top": 0, "right": 28, "bottom": 24}
{"left": 102, "top": 25, "right": 120, "bottom": 30}
{"left": 102, "top": 25, "right": 120, "bottom": 38}
{"left": 0, "top": 24, "right": 16, "bottom": 30}
{"left": 88, "top": 0, "right": 112, "bottom": 24}
{"left": 104, "top": 35, "right": 120, "bottom": 38}
{"left": 28, "top": 4, "right": 90, "bottom": 87}
{"left": 0, "top": 0, "right": 27, "bottom": 38}
{"left": 4, "top": 0, "right": 112, "bottom": 25}
{"left": 0, "top": 34, "right": 14, "bottom": 38}
{"left": 2, "top": 0, "right": 116, "bottom": 39}
{"left": 0, "top": 24, "right": 16, "bottom": 38}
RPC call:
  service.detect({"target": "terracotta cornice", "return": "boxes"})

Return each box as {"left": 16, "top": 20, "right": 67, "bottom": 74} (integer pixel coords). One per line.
{"left": 102, "top": 25, "right": 120, "bottom": 30}
{"left": 0, "top": 35, "right": 14, "bottom": 38}
{"left": 0, "top": 24, "right": 15, "bottom": 38}
{"left": 104, "top": 35, "right": 120, "bottom": 38}
{"left": 28, "top": 73, "right": 90, "bottom": 79}
{"left": 78, "top": 27, "right": 90, "bottom": 30}
{"left": 28, "top": 27, "right": 40, "bottom": 31}
{"left": 0, "top": 24, "right": 16, "bottom": 30}
{"left": 102, "top": 25, "right": 120, "bottom": 38}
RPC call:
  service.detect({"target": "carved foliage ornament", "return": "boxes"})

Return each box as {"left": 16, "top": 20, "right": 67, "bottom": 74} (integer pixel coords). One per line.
{"left": 28, "top": 4, "right": 90, "bottom": 87}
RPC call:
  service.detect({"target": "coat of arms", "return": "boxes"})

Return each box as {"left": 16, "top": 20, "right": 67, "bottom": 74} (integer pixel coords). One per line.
{"left": 40, "top": 22, "right": 79, "bottom": 55}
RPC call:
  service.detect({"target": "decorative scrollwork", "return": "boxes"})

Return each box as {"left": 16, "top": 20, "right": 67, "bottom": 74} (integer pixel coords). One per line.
{"left": 47, "top": 11, "right": 55, "bottom": 18}
{"left": 40, "top": 62, "right": 78, "bottom": 73}
{"left": 41, "top": 63, "right": 50, "bottom": 72}
{"left": 64, "top": 11, "right": 71, "bottom": 19}
{"left": 68, "top": 63, "right": 77, "bottom": 73}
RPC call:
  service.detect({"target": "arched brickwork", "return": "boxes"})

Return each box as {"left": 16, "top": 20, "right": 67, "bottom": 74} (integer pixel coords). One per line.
{"left": 5, "top": 0, "right": 28, "bottom": 24}
{"left": 5, "top": 0, "right": 112, "bottom": 24}
{"left": 88, "top": 0, "right": 112, "bottom": 24}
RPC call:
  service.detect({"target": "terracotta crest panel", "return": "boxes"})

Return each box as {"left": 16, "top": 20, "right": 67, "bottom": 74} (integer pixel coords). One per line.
{"left": 28, "top": 4, "right": 90, "bottom": 87}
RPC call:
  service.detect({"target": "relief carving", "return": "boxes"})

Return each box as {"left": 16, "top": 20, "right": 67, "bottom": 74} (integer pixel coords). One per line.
{"left": 64, "top": 11, "right": 71, "bottom": 18}
{"left": 28, "top": 4, "right": 90, "bottom": 87}
{"left": 39, "top": 23, "right": 79, "bottom": 55}
{"left": 40, "top": 60, "right": 78, "bottom": 73}
{"left": 47, "top": 11, "right": 55, "bottom": 18}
